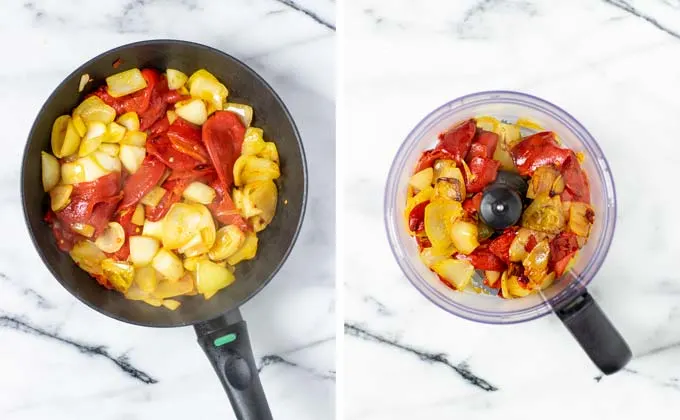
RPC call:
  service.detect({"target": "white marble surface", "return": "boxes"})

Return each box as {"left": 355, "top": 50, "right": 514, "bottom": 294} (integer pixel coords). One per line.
{"left": 0, "top": 1, "right": 334, "bottom": 419}
{"left": 344, "top": 0, "right": 680, "bottom": 419}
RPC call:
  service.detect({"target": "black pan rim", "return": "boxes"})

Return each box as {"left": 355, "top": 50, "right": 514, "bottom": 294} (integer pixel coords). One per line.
{"left": 21, "top": 39, "right": 308, "bottom": 328}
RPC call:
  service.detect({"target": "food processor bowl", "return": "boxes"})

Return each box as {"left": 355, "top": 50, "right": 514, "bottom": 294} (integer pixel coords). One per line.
{"left": 385, "top": 91, "right": 630, "bottom": 374}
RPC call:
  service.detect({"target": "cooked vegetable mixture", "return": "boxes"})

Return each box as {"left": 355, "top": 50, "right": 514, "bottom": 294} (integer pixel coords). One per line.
{"left": 42, "top": 67, "right": 280, "bottom": 309}
{"left": 406, "top": 117, "right": 592, "bottom": 298}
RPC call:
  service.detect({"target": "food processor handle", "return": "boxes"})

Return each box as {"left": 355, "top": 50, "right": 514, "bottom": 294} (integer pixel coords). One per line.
{"left": 194, "top": 309, "right": 273, "bottom": 420}
{"left": 555, "top": 290, "right": 631, "bottom": 375}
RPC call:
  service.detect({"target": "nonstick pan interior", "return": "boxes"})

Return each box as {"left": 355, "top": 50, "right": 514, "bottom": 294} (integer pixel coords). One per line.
{"left": 21, "top": 40, "right": 307, "bottom": 327}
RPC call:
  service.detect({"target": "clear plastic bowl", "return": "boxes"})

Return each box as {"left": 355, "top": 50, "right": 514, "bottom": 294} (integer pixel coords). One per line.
{"left": 385, "top": 91, "right": 616, "bottom": 324}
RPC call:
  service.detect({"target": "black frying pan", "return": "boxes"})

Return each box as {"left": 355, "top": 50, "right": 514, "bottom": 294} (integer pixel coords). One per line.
{"left": 21, "top": 40, "right": 307, "bottom": 420}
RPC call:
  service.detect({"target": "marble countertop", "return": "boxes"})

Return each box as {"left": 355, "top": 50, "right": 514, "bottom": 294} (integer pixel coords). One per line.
{"left": 344, "top": 0, "right": 680, "bottom": 419}
{"left": 0, "top": 1, "right": 334, "bottom": 419}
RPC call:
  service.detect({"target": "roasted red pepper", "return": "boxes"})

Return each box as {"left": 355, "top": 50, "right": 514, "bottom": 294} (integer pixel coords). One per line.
{"left": 119, "top": 156, "right": 167, "bottom": 209}
{"left": 488, "top": 228, "right": 517, "bottom": 263}
{"left": 163, "top": 90, "right": 190, "bottom": 104}
{"left": 462, "top": 192, "right": 483, "bottom": 216}
{"left": 139, "top": 76, "right": 169, "bottom": 131}
{"left": 145, "top": 167, "right": 216, "bottom": 222}
{"left": 525, "top": 235, "right": 538, "bottom": 253}
{"left": 147, "top": 135, "right": 203, "bottom": 171}
{"left": 456, "top": 246, "right": 506, "bottom": 271}
{"left": 415, "top": 235, "right": 432, "bottom": 250}
{"left": 414, "top": 149, "right": 456, "bottom": 173}
{"left": 435, "top": 119, "right": 476, "bottom": 162}
{"left": 510, "top": 131, "right": 571, "bottom": 176}
{"left": 408, "top": 200, "right": 429, "bottom": 233}
{"left": 549, "top": 231, "right": 579, "bottom": 276}
{"left": 202, "top": 111, "right": 246, "bottom": 188}
{"left": 167, "top": 117, "right": 210, "bottom": 163}
{"left": 560, "top": 153, "right": 590, "bottom": 203}
{"left": 467, "top": 130, "right": 498, "bottom": 160}
{"left": 208, "top": 179, "right": 248, "bottom": 230}
{"left": 147, "top": 116, "right": 170, "bottom": 138}
{"left": 465, "top": 156, "right": 500, "bottom": 194}
{"left": 93, "top": 68, "right": 159, "bottom": 116}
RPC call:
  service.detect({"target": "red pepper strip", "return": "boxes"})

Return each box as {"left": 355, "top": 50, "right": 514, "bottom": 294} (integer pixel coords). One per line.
{"left": 147, "top": 135, "right": 203, "bottom": 171}
{"left": 70, "top": 172, "right": 121, "bottom": 203}
{"left": 93, "top": 68, "right": 159, "bottom": 115}
{"left": 437, "top": 274, "right": 458, "bottom": 290}
{"left": 465, "top": 156, "right": 500, "bottom": 194}
{"left": 560, "top": 153, "right": 590, "bottom": 203}
{"left": 408, "top": 200, "right": 429, "bottom": 233}
{"left": 468, "top": 131, "right": 498, "bottom": 159}
{"left": 416, "top": 235, "right": 432, "bottom": 250}
{"left": 525, "top": 235, "right": 538, "bottom": 253}
{"left": 208, "top": 179, "right": 248, "bottom": 230}
{"left": 202, "top": 111, "right": 246, "bottom": 188}
{"left": 414, "top": 149, "right": 456, "bottom": 173}
{"left": 510, "top": 131, "right": 571, "bottom": 176}
{"left": 163, "top": 90, "right": 190, "bottom": 104}
{"left": 147, "top": 116, "right": 170, "bottom": 138}
{"left": 166, "top": 165, "right": 216, "bottom": 182}
{"left": 145, "top": 168, "right": 217, "bottom": 222}
{"left": 462, "top": 192, "right": 483, "bottom": 216}
{"left": 435, "top": 119, "right": 476, "bottom": 162}
{"left": 167, "top": 117, "right": 210, "bottom": 163}
{"left": 87, "top": 192, "right": 124, "bottom": 237}
{"left": 549, "top": 231, "right": 579, "bottom": 276}
{"left": 456, "top": 246, "right": 506, "bottom": 271}
{"left": 488, "top": 228, "right": 517, "bottom": 263}
{"left": 119, "top": 156, "right": 167, "bottom": 209}
{"left": 139, "top": 76, "right": 169, "bottom": 131}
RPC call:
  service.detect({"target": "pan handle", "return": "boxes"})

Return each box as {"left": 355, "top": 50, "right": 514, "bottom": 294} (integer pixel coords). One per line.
{"left": 195, "top": 309, "right": 273, "bottom": 420}
{"left": 555, "top": 289, "right": 631, "bottom": 375}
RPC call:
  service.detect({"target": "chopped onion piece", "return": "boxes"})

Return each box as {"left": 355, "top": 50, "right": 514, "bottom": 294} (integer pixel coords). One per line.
{"left": 226, "top": 231, "right": 258, "bottom": 266}
{"left": 485, "top": 270, "right": 501, "bottom": 287}
{"left": 188, "top": 69, "right": 228, "bottom": 111}
{"left": 73, "top": 96, "right": 116, "bottom": 124}
{"left": 61, "top": 161, "right": 85, "bottom": 184}
{"left": 209, "top": 225, "right": 245, "bottom": 261}
{"left": 117, "top": 112, "right": 140, "bottom": 131}
{"left": 409, "top": 168, "right": 433, "bottom": 192}
{"left": 152, "top": 248, "right": 184, "bottom": 282}
{"left": 140, "top": 186, "right": 167, "bottom": 207}
{"left": 106, "top": 68, "right": 147, "bottom": 98}
{"left": 568, "top": 202, "right": 593, "bottom": 237}
{"left": 134, "top": 265, "right": 158, "bottom": 293}
{"left": 521, "top": 194, "right": 565, "bottom": 234}
{"left": 124, "top": 283, "right": 149, "bottom": 301}
{"left": 225, "top": 103, "right": 253, "bottom": 127}
{"left": 184, "top": 255, "right": 208, "bottom": 271}
{"left": 98, "top": 143, "right": 120, "bottom": 157}
{"left": 131, "top": 204, "right": 145, "bottom": 226}
{"left": 78, "top": 74, "right": 90, "bottom": 92}
{"left": 142, "top": 219, "right": 164, "bottom": 241}
{"left": 119, "top": 144, "right": 146, "bottom": 173}
{"left": 166, "top": 109, "right": 178, "bottom": 124}
{"left": 100, "top": 259, "right": 134, "bottom": 292}
{"left": 195, "top": 260, "right": 235, "bottom": 294}
{"left": 193, "top": 204, "right": 216, "bottom": 249}
{"left": 424, "top": 199, "right": 462, "bottom": 255}
{"left": 162, "top": 299, "right": 181, "bottom": 310}
{"left": 522, "top": 239, "right": 550, "bottom": 283}
{"left": 79, "top": 156, "right": 109, "bottom": 182}
{"left": 79, "top": 122, "right": 107, "bottom": 157}
{"left": 72, "top": 114, "right": 87, "bottom": 137}
{"left": 95, "top": 222, "right": 125, "bottom": 253}
{"left": 41, "top": 151, "right": 60, "bottom": 192}
{"left": 93, "top": 151, "right": 121, "bottom": 172}
{"left": 162, "top": 203, "right": 202, "bottom": 249}
{"left": 243, "top": 181, "right": 277, "bottom": 229}
{"left": 182, "top": 181, "right": 216, "bottom": 204}
{"left": 242, "top": 127, "right": 266, "bottom": 156}
{"left": 129, "top": 235, "right": 160, "bottom": 266}
{"left": 70, "top": 240, "right": 106, "bottom": 275}
{"left": 166, "top": 68, "right": 188, "bottom": 90}
{"left": 450, "top": 220, "right": 479, "bottom": 255}
{"left": 49, "top": 184, "right": 72, "bottom": 211}
{"left": 432, "top": 259, "right": 474, "bottom": 290}
{"left": 153, "top": 274, "right": 193, "bottom": 298}
{"left": 507, "top": 275, "right": 532, "bottom": 298}
{"left": 121, "top": 130, "right": 147, "bottom": 147}
{"left": 144, "top": 298, "right": 163, "bottom": 307}
{"left": 259, "top": 142, "right": 279, "bottom": 164}
{"left": 51, "top": 115, "right": 81, "bottom": 158}
{"left": 419, "top": 247, "right": 447, "bottom": 268}
{"left": 233, "top": 155, "right": 280, "bottom": 187}
{"left": 106, "top": 121, "right": 127, "bottom": 144}
{"left": 72, "top": 222, "right": 95, "bottom": 238}
{"left": 175, "top": 98, "right": 208, "bottom": 125}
